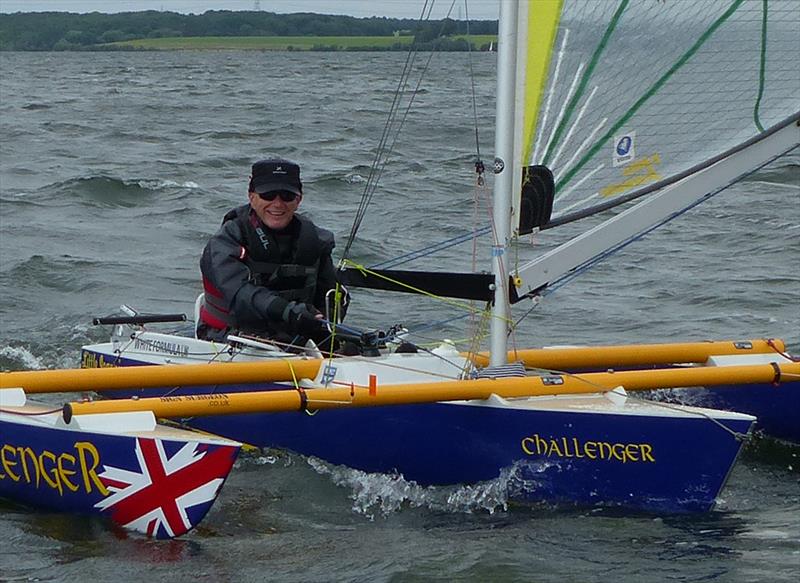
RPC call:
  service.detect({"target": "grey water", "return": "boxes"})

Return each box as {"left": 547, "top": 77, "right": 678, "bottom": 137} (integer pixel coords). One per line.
{"left": 0, "top": 50, "right": 798, "bottom": 582}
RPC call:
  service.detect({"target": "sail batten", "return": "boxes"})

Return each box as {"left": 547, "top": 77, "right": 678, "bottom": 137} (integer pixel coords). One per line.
{"left": 752, "top": 0, "right": 769, "bottom": 132}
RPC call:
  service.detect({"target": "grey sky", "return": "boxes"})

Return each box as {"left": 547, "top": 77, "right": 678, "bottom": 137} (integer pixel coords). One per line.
{"left": 0, "top": 0, "right": 500, "bottom": 19}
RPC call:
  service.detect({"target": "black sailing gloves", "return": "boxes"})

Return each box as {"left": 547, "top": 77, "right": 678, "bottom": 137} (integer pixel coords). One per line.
{"left": 283, "top": 301, "right": 328, "bottom": 339}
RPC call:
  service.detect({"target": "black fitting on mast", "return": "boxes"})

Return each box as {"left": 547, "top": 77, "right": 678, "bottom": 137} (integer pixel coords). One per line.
{"left": 475, "top": 159, "right": 485, "bottom": 186}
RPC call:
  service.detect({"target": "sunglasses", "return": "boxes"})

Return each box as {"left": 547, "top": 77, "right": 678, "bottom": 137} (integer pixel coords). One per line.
{"left": 258, "top": 191, "right": 299, "bottom": 202}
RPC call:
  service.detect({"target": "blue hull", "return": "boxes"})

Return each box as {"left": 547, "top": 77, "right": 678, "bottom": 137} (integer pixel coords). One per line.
{"left": 0, "top": 416, "right": 239, "bottom": 538}
{"left": 659, "top": 382, "right": 800, "bottom": 443}
{"left": 188, "top": 401, "right": 750, "bottom": 513}
{"left": 80, "top": 351, "right": 753, "bottom": 513}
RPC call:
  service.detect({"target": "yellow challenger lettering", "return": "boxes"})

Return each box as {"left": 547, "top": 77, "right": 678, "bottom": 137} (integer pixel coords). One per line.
{"left": 40, "top": 451, "right": 63, "bottom": 495}
{"left": 521, "top": 437, "right": 536, "bottom": 455}
{"left": 1, "top": 444, "right": 20, "bottom": 481}
{"left": 18, "top": 447, "right": 41, "bottom": 486}
{"left": 625, "top": 443, "right": 640, "bottom": 463}
{"left": 598, "top": 442, "right": 614, "bottom": 461}
{"left": 81, "top": 351, "right": 118, "bottom": 369}
{"left": 611, "top": 443, "right": 625, "bottom": 462}
{"left": 57, "top": 453, "right": 80, "bottom": 493}
{"left": 571, "top": 438, "right": 586, "bottom": 459}
{"left": 75, "top": 441, "right": 109, "bottom": 496}
{"left": 640, "top": 444, "right": 655, "bottom": 462}
{"left": 0, "top": 440, "right": 109, "bottom": 497}
{"left": 521, "top": 434, "right": 655, "bottom": 463}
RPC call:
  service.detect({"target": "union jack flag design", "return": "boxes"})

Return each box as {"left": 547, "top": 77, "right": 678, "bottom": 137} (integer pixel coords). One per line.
{"left": 94, "top": 437, "right": 238, "bottom": 538}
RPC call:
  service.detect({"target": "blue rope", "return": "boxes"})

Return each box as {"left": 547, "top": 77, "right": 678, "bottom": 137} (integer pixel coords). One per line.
{"left": 371, "top": 225, "right": 491, "bottom": 269}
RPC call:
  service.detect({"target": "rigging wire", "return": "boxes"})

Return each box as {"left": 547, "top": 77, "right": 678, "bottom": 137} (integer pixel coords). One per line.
{"left": 340, "top": 1, "right": 433, "bottom": 262}
{"left": 463, "top": 0, "right": 483, "bottom": 167}
{"left": 341, "top": 0, "right": 462, "bottom": 263}
{"left": 371, "top": 225, "right": 491, "bottom": 270}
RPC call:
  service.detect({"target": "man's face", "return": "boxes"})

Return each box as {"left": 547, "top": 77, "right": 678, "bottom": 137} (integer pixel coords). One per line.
{"left": 248, "top": 190, "right": 302, "bottom": 230}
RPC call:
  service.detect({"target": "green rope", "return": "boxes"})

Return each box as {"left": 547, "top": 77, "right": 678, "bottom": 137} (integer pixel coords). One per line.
{"left": 753, "top": 0, "right": 768, "bottom": 132}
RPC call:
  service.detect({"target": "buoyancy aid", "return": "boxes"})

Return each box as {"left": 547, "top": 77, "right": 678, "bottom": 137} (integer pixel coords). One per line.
{"left": 199, "top": 205, "right": 333, "bottom": 337}
{"left": 233, "top": 207, "right": 323, "bottom": 302}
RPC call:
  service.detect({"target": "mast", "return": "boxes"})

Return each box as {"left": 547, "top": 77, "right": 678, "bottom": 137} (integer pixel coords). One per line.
{"left": 489, "top": 0, "right": 519, "bottom": 366}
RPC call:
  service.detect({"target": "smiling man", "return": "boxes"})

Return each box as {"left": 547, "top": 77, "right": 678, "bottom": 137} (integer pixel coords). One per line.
{"left": 198, "top": 158, "right": 339, "bottom": 346}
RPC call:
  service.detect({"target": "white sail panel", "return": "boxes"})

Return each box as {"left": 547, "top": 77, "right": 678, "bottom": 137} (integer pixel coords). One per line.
{"left": 514, "top": 0, "right": 800, "bottom": 229}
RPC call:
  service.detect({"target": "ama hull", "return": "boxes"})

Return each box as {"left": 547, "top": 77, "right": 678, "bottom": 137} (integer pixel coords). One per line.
{"left": 656, "top": 382, "right": 800, "bottom": 444}
{"left": 186, "top": 395, "right": 751, "bottom": 513}
{"left": 0, "top": 402, "right": 240, "bottom": 538}
{"left": 704, "top": 382, "right": 800, "bottom": 444}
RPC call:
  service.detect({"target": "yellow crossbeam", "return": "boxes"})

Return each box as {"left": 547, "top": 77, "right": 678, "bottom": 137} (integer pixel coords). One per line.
{"left": 62, "top": 361, "right": 800, "bottom": 421}
{"left": 0, "top": 358, "right": 322, "bottom": 394}
{"left": 469, "top": 338, "right": 784, "bottom": 369}
{"left": 1, "top": 339, "right": 785, "bottom": 395}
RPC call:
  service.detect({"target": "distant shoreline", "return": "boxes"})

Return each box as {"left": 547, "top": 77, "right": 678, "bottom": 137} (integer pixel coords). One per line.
{"left": 101, "top": 35, "right": 494, "bottom": 51}
{"left": 0, "top": 11, "right": 498, "bottom": 52}
{"left": 107, "top": 35, "right": 411, "bottom": 51}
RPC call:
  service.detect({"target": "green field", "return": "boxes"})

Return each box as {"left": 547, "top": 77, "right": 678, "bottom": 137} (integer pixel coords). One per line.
{"left": 106, "top": 34, "right": 497, "bottom": 51}
{"left": 454, "top": 34, "right": 495, "bottom": 47}
{"left": 108, "top": 35, "right": 415, "bottom": 50}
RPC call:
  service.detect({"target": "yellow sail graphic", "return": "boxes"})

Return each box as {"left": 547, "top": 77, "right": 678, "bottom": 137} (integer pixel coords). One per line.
{"left": 520, "top": 0, "right": 564, "bottom": 168}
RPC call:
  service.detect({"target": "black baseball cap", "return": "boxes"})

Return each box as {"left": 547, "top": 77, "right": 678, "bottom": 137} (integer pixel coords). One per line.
{"left": 250, "top": 158, "right": 302, "bottom": 195}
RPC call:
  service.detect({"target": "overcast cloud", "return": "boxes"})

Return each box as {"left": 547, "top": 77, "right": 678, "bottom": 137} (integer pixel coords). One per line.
{"left": 0, "top": 0, "right": 500, "bottom": 19}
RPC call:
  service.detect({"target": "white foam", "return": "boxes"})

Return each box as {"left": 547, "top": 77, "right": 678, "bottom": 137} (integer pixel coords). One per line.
{"left": 0, "top": 345, "right": 45, "bottom": 370}
{"left": 307, "top": 457, "right": 510, "bottom": 519}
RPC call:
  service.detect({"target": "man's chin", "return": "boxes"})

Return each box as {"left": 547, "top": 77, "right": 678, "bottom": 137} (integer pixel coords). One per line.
{"left": 263, "top": 217, "right": 292, "bottom": 230}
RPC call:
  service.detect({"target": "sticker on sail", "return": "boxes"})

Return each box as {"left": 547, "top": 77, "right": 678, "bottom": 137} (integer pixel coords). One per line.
{"left": 613, "top": 132, "right": 636, "bottom": 167}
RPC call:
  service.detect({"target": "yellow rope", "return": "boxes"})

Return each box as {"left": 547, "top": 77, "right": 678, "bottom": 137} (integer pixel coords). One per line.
{"left": 283, "top": 358, "right": 322, "bottom": 416}
{"left": 284, "top": 358, "right": 300, "bottom": 389}
{"left": 463, "top": 306, "right": 492, "bottom": 376}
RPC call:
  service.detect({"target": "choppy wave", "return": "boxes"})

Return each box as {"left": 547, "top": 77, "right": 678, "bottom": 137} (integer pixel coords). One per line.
{"left": 307, "top": 457, "right": 510, "bottom": 518}
{"left": 21, "top": 103, "right": 52, "bottom": 111}
{"left": 0, "top": 335, "right": 86, "bottom": 371}
{"left": 4, "top": 254, "right": 106, "bottom": 293}
{"left": 0, "top": 344, "right": 46, "bottom": 371}
{"left": 45, "top": 175, "right": 199, "bottom": 207}
{"left": 312, "top": 171, "right": 368, "bottom": 187}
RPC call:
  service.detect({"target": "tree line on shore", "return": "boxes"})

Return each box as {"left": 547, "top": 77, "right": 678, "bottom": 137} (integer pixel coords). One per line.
{"left": 0, "top": 10, "right": 497, "bottom": 51}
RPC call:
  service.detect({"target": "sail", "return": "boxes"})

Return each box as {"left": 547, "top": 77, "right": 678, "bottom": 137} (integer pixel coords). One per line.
{"left": 512, "top": 0, "right": 800, "bottom": 231}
